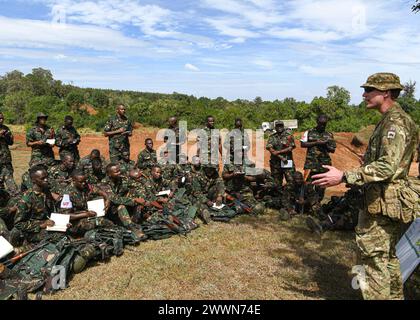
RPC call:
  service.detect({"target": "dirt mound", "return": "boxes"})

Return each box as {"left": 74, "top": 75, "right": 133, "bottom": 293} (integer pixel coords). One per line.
{"left": 79, "top": 104, "right": 98, "bottom": 116}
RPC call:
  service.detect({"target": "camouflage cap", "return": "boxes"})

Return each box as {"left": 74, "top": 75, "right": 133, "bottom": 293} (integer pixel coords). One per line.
{"left": 361, "top": 73, "right": 403, "bottom": 91}
{"left": 36, "top": 112, "right": 48, "bottom": 119}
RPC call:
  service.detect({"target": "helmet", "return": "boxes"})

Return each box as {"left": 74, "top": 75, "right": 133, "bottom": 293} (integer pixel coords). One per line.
{"left": 361, "top": 73, "right": 404, "bottom": 91}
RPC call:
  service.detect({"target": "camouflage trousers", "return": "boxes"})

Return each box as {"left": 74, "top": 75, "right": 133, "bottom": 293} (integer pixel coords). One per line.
{"left": 270, "top": 163, "right": 294, "bottom": 188}
{"left": 307, "top": 170, "right": 326, "bottom": 201}
{"left": 29, "top": 154, "right": 56, "bottom": 168}
{"left": 0, "top": 163, "right": 18, "bottom": 196}
{"left": 107, "top": 204, "right": 134, "bottom": 227}
{"left": 68, "top": 217, "right": 115, "bottom": 236}
{"left": 355, "top": 211, "right": 404, "bottom": 300}
{"left": 109, "top": 145, "right": 130, "bottom": 163}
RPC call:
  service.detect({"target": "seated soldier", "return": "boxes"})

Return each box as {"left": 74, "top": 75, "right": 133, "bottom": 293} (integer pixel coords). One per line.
{"left": 85, "top": 158, "right": 106, "bottom": 186}
{"left": 58, "top": 169, "right": 115, "bottom": 236}
{"left": 158, "top": 150, "right": 180, "bottom": 181}
{"left": 222, "top": 163, "right": 265, "bottom": 215}
{"left": 136, "top": 138, "right": 157, "bottom": 176}
{"left": 118, "top": 150, "right": 136, "bottom": 177}
{"left": 47, "top": 154, "right": 75, "bottom": 193}
{"left": 98, "top": 163, "right": 146, "bottom": 238}
{"left": 192, "top": 164, "right": 236, "bottom": 223}
{"left": 77, "top": 149, "right": 106, "bottom": 177}
{"left": 13, "top": 165, "right": 63, "bottom": 245}
{"left": 142, "top": 166, "right": 177, "bottom": 206}
{"left": 0, "top": 189, "right": 19, "bottom": 242}
{"left": 306, "top": 186, "right": 361, "bottom": 235}
{"left": 280, "top": 171, "right": 320, "bottom": 220}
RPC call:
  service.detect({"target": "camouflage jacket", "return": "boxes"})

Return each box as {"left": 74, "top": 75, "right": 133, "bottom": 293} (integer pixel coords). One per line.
{"left": 142, "top": 177, "right": 176, "bottom": 201}
{"left": 21, "top": 171, "right": 32, "bottom": 193}
{"left": 86, "top": 171, "right": 106, "bottom": 186}
{"left": 197, "top": 126, "right": 221, "bottom": 164}
{"left": 98, "top": 176, "right": 136, "bottom": 207}
{"left": 223, "top": 128, "right": 251, "bottom": 164}
{"left": 281, "top": 182, "right": 319, "bottom": 210}
{"left": 77, "top": 155, "right": 107, "bottom": 176}
{"left": 118, "top": 160, "right": 136, "bottom": 176}
{"left": 55, "top": 125, "right": 81, "bottom": 155}
{"left": 14, "top": 189, "right": 56, "bottom": 234}
{"left": 59, "top": 183, "right": 101, "bottom": 213}
{"left": 344, "top": 103, "right": 419, "bottom": 219}
{"left": 47, "top": 165, "right": 72, "bottom": 193}
{"left": 192, "top": 172, "right": 225, "bottom": 202}
{"left": 222, "top": 164, "right": 249, "bottom": 193}
{"left": 301, "top": 128, "right": 336, "bottom": 172}
{"left": 26, "top": 125, "right": 55, "bottom": 164}
{"left": 136, "top": 148, "right": 157, "bottom": 170}
{"left": 104, "top": 114, "right": 133, "bottom": 151}
{"left": 0, "top": 124, "right": 13, "bottom": 165}
{"left": 266, "top": 130, "right": 295, "bottom": 166}
{"left": 163, "top": 126, "right": 187, "bottom": 150}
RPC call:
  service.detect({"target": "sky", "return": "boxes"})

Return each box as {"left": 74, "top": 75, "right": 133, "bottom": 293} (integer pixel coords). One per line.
{"left": 0, "top": 0, "right": 419, "bottom": 104}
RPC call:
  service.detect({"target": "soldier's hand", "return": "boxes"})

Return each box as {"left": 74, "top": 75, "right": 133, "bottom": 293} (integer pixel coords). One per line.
{"left": 206, "top": 200, "right": 214, "bottom": 207}
{"left": 86, "top": 211, "right": 97, "bottom": 218}
{"left": 134, "top": 198, "right": 146, "bottom": 205}
{"left": 66, "top": 223, "right": 72, "bottom": 228}
{"left": 216, "top": 196, "right": 223, "bottom": 206}
{"left": 312, "top": 165, "right": 344, "bottom": 188}
{"left": 0, "top": 129, "right": 6, "bottom": 136}
{"left": 317, "top": 139, "right": 328, "bottom": 145}
{"left": 41, "top": 219, "right": 55, "bottom": 229}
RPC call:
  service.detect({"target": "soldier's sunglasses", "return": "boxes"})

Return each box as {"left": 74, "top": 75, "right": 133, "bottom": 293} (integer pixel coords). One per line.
{"left": 363, "top": 87, "right": 376, "bottom": 93}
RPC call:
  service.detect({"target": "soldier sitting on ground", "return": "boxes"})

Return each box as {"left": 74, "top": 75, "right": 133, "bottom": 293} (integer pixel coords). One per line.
{"left": 98, "top": 163, "right": 146, "bottom": 238}
{"left": 280, "top": 171, "right": 320, "bottom": 220}
{"left": 77, "top": 149, "right": 106, "bottom": 177}
{"left": 118, "top": 150, "right": 136, "bottom": 177}
{"left": 306, "top": 186, "right": 362, "bottom": 235}
{"left": 85, "top": 158, "right": 106, "bottom": 186}
{"left": 47, "top": 154, "right": 76, "bottom": 194}
{"left": 136, "top": 138, "right": 157, "bottom": 176}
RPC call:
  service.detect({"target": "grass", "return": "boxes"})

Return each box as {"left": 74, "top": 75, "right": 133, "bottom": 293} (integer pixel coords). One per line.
{"left": 11, "top": 145, "right": 361, "bottom": 300}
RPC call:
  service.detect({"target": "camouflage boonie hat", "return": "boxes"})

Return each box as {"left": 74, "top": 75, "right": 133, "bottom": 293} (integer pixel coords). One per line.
{"left": 361, "top": 73, "right": 403, "bottom": 91}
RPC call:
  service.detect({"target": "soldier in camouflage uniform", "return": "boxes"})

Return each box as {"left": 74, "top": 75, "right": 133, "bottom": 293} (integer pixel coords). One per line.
{"left": 301, "top": 114, "right": 336, "bottom": 201}
{"left": 47, "top": 154, "right": 75, "bottom": 193}
{"left": 98, "top": 163, "right": 145, "bottom": 237}
{"left": 281, "top": 171, "right": 320, "bottom": 220}
{"left": 55, "top": 115, "right": 81, "bottom": 162}
{"left": 58, "top": 170, "right": 114, "bottom": 236}
{"left": 223, "top": 118, "right": 251, "bottom": 165}
{"left": 84, "top": 158, "right": 106, "bottom": 186}
{"left": 77, "top": 149, "right": 106, "bottom": 179}
{"left": 312, "top": 73, "right": 419, "bottom": 300}
{"left": 306, "top": 186, "right": 362, "bottom": 235}
{"left": 118, "top": 150, "right": 135, "bottom": 176}
{"left": 26, "top": 113, "right": 56, "bottom": 168}
{"left": 266, "top": 121, "right": 296, "bottom": 187}
{"left": 0, "top": 189, "right": 12, "bottom": 241}
{"left": 222, "top": 163, "right": 265, "bottom": 215}
{"left": 197, "top": 115, "right": 222, "bottom": 166}
{"left": 163, "top": 116, "right": 187, "bottom": 164}
{"left": 0, "top": 113, "right": 19, "bottom": 196}
{"left": 136, "top": 138, "right": 157, "bottom": 176}
{"left": 13, "top": 165, "right": 59, "bottom": 244}
{"left": 158, "top": 150, "right": 181, "bottom": 181}
{"left": 103, "top": 104, "right": 133, "bottom": 163}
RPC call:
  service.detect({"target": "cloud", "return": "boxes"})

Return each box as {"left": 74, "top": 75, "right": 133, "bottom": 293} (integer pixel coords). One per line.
{"left": 267, "top": 28, "right": 342, "bottom": 42}
{"left": 253, "top": 59, "right": 273, "bottom": 69}
{"left": 205, "top": 17, "right": 260, "bottom": 39}
{"left": 185, "top": 63, "right": 200, "bottom": 72}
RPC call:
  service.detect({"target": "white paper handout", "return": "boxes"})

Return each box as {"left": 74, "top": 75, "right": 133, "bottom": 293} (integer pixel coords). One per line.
{"left": 157, "top": 190, "right": 171, "bottom": 197}
{"left": 46, "top": 139, "right": 56, "bottom": 146}
{"left": 47, "top": 213, "right": 70, "bottom": 232}
{"left": 87, "top": 198, "right": 106, "bottom": 217}
{"left": 396, "top": 218, "right": 420, "bottom": 283}
{"left": 280, "top": 160, "right": 293, "bottom": 169}
{"left": 0, "top": 236, "right": 14, "bottom": 259}
{"left": 212, "top": 203, "right": 225, "bottom": 210}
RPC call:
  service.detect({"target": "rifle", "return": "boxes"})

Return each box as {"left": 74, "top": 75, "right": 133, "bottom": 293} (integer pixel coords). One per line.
{"left": 1, "top": 241, "right": 49, "bottom": 268}
{"left": 225, "top": 193, "right": 252, "bottom": 214}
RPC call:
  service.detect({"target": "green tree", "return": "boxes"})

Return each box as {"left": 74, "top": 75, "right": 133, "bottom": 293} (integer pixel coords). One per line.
{"left": 326, "top": 85, "right": 351, "bottom": 108}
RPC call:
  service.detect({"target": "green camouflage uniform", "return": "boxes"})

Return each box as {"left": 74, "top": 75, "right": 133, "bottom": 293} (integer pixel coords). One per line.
{"left": 55, "top": 125, "right": 81, "bottom": 162}
{"left": 104, "top": 114, "right": 133, "bottom": 163}
{"left": 77, "top": 155, "right": 107, "bottom": 185}
{"left": 136, "top": 148, "right": 157, "bottom": 175}
{"left": 281, "top": 181, "right": 320, "bottom": 215}
{"left": 119, "top": 159, "right": 136, "bottom": 176}
{"left": 13, "top": 189, "right": 57, "bottom": 243}
{"left": 26, "top": 125, "right": 56, "bottom": 167}
{"left": 98, "top": 176, "right": 136, "bottom": 227}
{"left": 0, "top": 124, "right": 18, "bottom": 195}
{"left": 223, "top": 128, "right": 251, "bottom": 164}
{"left": 47, "top": 164, "right": 72, "bottom": 193}
{"left": 343, "top": 73, "right": 419, "bottom": 300}
{"left": 344, "top": 100, "right": 418, "bottom": 300}
{"left": 0, "top": 216, "right": 9, "bottom": 241}
{"left": 59, "top": 182, "right": 114, "bottom": 235}
{"left": 266, "top": 129, "right": 296, "bottom": 186}
{"left": 316, "top": 187, "right": 362, "bottom": 231}
{"left": 163, "top": 126, "right": 187, "bottom": 162}
{"left": 197, "top": 127, "right": 220, "bottom": 165}
{"left": 301, "top": 127, "right": 336, "bottom": 200}
{"left": 20, "top": 171, "right": 32, "bottom": 193}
